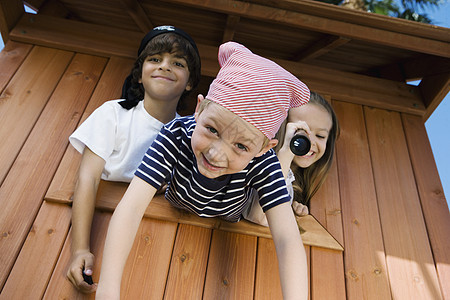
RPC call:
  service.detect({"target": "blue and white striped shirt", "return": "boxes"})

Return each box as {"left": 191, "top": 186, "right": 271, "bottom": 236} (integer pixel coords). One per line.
{"left": 135, "top": 116, "right": 290, "bottom": 222}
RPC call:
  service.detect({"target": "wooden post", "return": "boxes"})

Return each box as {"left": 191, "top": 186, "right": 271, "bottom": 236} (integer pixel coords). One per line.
{"left": 0, "top": 0, "right": 24, "bottom": 43}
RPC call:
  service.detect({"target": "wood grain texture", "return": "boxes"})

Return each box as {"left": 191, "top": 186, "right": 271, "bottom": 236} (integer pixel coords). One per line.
{"left": 309, "top": 157, "right": 346, "bottom": 299}
{"left": 0, "top": 46, "right": 73, "bottom": 184}
{"left": 164, "top": 224, "right": 212, "bottom": 299}
{"left": 365, "top": 106, "right": 442, "bottom": 299}
{"left": 121, "top": 219, "right": 177, "bottom": 300}
{"left": 0, "top": 41, "right": 32, "bottom": 92}
{"left": 203, "top": 230, "right": 257, "bottom": 300}
{"left": 1, "top": 202, "right": 71, "bottom": 299}
{"left": 254, "top": 237, "right": 283, "bottom": 299}
{"left": 402, "top": 113, "right": 450, "bottom": 299}
{"left": 43, "top": 211, "right": 111, "bottom": 300}
{"left": 0, "top": 53, "right": 106, "bottom": 289}
{"left": 333, "top": 101, "right": 391, "bottom": 299}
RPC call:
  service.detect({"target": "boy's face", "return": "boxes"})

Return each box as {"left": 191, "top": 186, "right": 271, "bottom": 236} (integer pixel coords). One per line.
{"left": 140, "top": 52, "right": 191, "bottom": 102}
{"left": 192, "top": 100, "right": 274, "bottom": 178}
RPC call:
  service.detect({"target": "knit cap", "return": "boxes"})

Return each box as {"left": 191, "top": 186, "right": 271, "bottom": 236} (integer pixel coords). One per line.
{"left": 206, "top": 41, "right": 310, "bottom": 139}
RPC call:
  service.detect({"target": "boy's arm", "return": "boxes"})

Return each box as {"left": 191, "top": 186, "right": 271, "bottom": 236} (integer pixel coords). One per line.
{"left": 266, "top": 202, "right": 308, "bottom": 300}
{"left": 96, "top": 176, "right": 157, "bottom": 300}
{"left": 68, "top": 147, "right": 105, "bottom": 293}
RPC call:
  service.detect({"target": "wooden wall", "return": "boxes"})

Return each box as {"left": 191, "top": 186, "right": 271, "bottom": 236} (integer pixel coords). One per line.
{"left": 0, "top": 40, "right": 449, "bottom": 299}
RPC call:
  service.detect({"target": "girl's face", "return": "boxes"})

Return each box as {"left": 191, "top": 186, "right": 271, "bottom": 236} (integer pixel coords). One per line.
{"left": 140, "top": 52, "right": 191, "bottom": 102}
{"left": 289, "top": 103, "right": 332, "bottom": 168}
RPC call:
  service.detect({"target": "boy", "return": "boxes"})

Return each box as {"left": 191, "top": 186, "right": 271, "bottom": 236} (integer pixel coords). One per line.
{"left": 96, "top": 41, "right": 310, "bottom": 299}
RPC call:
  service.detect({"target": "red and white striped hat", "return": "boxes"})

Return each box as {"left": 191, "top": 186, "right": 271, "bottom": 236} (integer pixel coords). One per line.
{"left": 206, "top": 41, "right": 310, "bottom": 139}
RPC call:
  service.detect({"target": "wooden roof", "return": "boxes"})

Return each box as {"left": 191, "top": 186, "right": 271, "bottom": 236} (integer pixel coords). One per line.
{"left": 0, "top": 0, "right": 449, "bottom": 299}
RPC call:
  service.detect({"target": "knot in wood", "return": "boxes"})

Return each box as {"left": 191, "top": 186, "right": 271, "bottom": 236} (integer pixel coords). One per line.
{"left": 347, "top": 270, "right": 359, "bottom": 281}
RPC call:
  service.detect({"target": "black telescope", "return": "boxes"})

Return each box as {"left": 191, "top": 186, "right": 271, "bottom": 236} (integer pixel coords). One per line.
{"left": 289, "top": 132, "right": 311, "bottom": 156}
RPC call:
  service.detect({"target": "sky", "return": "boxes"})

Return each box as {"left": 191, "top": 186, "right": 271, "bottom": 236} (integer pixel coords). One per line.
{"left": 0, "top": 3, "right": 449, "bottom": 209}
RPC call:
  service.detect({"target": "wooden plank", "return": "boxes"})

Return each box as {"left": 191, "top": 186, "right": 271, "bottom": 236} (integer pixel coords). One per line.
{"left": 364, "top": 106, "right": 443, "bottom": 299}
{"left": 419, "top": 72, "right": 450, "bottom": 120}
{"left": 0, "top": 41, "right": 32, "bottom": 92}
{"left": 310, "top": 248, "right": 345, "bottom": 300}
{"left": 309, "top": 155, "right": 346, "bottom": 299}
{"left": 333, "top": 101, "right": 392, "bottom": 299}
{"left": 61, "top": 180, "right": 343, "bottom": 250}
{"left": 1, "top": 202, "right": 71, "bottom": 299}
{"left": 203, "top": 230, "right": 257, "bottom": 299}
{"left": 8, "top": 14, "right": 427, "bottom": 116}
{"left": 0, "top": 53, "right": 107, "bottom": 289}
{"left": 254, "top": 237, "right": 283, "bottom": 299}
{"left": 309, "top": 151, "right": 344, "bottom": 245}
{"left": 45, "top": 56, "right": 133, "bottom": 202}
{"left": 0, "top": 46, "right": 73, "bottom": 185}
{"left": 402, "top": 113, "right": 450, "bottom": 299}
{"left": 43, "top": 211, "right": 111, "bottom": 300}
{"left": 164, "top": 224, "right": 212, "bottom": 299}
{"left": 121, "top": 219, "right": 178, "bottom": 299}
{"left": 254, "top": 239, "right": 310, "bottom": 300}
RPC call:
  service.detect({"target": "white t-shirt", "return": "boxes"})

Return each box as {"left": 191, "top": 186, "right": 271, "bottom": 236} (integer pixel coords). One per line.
{"left": 69, "top": 99, "right": 178, "bottom": 182}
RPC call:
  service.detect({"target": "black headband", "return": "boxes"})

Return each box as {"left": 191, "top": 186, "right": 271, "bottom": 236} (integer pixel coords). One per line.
{"left": 120, "top": 26, "right": 199, "bottom": 109}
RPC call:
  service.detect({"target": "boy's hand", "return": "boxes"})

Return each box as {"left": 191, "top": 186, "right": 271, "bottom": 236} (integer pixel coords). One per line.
{"left": 67, "top": 250, "right": 97, "bottom": 293}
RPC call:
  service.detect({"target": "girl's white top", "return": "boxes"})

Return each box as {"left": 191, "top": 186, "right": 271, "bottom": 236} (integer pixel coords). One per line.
{"left": 69, "top": 99, "right": 178, "bottom": 182}
{"left": 242, "top": 169, "right": 295, "bottom": 227}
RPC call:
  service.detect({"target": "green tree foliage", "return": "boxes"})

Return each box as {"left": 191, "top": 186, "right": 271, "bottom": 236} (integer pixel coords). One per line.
{"left": 316, "top": 0, "right": 442, "bottom": 24}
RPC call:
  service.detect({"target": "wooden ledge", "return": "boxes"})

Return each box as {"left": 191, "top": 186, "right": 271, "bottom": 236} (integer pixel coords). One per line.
{"left": 46, "top": 180, "right": 343, "bottom": 251}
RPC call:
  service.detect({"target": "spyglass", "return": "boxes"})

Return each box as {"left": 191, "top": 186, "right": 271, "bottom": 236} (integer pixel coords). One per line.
{"left": 289, "top": 132, "right": 311, "bottom": 156}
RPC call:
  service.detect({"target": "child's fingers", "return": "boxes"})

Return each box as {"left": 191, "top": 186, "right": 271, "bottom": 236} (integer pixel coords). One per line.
{"left": 292, "top": 201, "right": 309, "bottom": 216}
{"left": 84, "top": 255, "right": 95, "bottom": 275}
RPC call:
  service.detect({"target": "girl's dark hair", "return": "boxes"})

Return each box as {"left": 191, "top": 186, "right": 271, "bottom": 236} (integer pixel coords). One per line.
{"left": 120, "top": 32, "right": 201, "bottom": 109}
{"left": 288, "top": 92, "right": 340, "bottom": 205}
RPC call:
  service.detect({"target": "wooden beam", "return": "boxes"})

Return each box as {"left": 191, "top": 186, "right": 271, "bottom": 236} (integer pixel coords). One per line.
{"left": 292, "top": 35, "right": 350, "bottom": 62}
{"left": 372, "top": 56, "right": 450, "bottom": 82}
{"left": 163, "top": 0, "right": 450, "bottom": 58}
{"left": 9, "top": 13, "right": 426, "bottom": 115}
{"left": 119, "top": 0, "right": 153, "bottom": 33}
{"left": 10, "top": 13, "right": 142, "bottom": 58}
{"left": 222, "top": 14, "right": 240, "bottom": 42}
{"left": 23, "top": 0, "right": 45, "bottom": 11}
{"left": 402, "top": 56, "right": 450, "bottom": 80}
{"left": 46, "top": 180, "right": 344, "bottom": 251}
{"left": 419, "top": 72, "right": 450, "bottom": 120}
{"left": 37, "top": 0, "right": 75, "bottom": 19}
{"left": 0, "top": 0, "right": 24, "bottom": 43}
{"left": 237, "top": 0, "right": 450, "bottom": 42}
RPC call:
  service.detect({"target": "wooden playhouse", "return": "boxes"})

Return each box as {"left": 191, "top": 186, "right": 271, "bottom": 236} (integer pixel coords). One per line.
{"left": 0, "top": 0, "right": 449, "bottom": 299}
